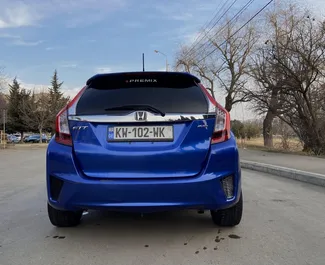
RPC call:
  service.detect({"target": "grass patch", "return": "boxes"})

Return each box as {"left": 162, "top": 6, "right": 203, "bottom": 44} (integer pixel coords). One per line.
{"left": 237, "top": 137, "right": 306, "bottom": 154}
{"left": 238, "top": 137, "right": 325, "bottom": 158}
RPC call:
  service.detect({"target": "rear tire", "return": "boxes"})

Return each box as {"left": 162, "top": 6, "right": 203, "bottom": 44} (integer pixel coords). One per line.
{"left": 211, "top": 192, "right": 243, "bottom": 227}
{"left": 47, "top": 203, "right": 83, "bottom": 227}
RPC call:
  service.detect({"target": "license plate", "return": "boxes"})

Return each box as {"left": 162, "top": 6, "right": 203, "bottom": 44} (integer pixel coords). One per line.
{"left": 107, "top": 126, "right": 174, "bottom": 142}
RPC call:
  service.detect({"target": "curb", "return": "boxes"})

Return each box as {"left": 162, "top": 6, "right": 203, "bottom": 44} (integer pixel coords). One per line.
{"left": 241, "top": 160, "right": 325, "bottom": 187}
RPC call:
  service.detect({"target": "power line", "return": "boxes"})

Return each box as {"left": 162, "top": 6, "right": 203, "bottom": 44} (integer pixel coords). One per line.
{"left": 184, "top": 0, "right": 255, "bottom": 61}
{"left": 187, "top": 0, "right": 229, "bottom": 48}
{"left": 196, "top": 0, "right": 275, "bottom": 64}
{"left": 187, "top": 0, "right": 255, "bottom": 60}
{"left": 183, "top": 0, "right": 238, "bottom": 59}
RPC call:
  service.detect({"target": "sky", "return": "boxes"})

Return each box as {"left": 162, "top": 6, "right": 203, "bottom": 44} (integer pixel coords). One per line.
{"left": 0, "top": 0, "right": 323, "bottom": 120}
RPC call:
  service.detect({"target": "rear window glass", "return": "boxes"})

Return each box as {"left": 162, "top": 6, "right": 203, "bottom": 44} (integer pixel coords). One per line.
{"left": 76, "top": 74, "right": 208, "bottom": 115}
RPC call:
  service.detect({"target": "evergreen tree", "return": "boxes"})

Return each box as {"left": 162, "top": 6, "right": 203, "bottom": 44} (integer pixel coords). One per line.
{"left": 49, "top": 69, "right": 63, "bottom": 102}
{"left": 48, "top": 70, "right": 69, "bottom": 133}
{"left": 7, "top": 78, "right": 28, "bottom": 137}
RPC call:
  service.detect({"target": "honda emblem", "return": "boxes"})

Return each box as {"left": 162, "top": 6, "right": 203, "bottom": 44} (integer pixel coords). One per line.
{"left": 135, "top": 111, "right": 147, "bottom": 121}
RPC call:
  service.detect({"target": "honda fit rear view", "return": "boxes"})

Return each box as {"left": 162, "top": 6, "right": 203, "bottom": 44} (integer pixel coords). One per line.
{"left": 46, "top": 71, "right": 242, "bottom": 227}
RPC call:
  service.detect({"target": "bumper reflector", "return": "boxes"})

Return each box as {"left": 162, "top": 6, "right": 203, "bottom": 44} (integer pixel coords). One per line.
{"left": 221, "top": 175, "right": 234, "bottom": 199}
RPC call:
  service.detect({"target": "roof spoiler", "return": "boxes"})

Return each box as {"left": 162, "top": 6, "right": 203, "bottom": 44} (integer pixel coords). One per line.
{"left": 86, "top": 71, "right": 201, "bottom": 86}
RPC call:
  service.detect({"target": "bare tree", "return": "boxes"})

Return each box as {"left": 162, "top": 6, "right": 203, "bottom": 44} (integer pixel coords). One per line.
{"left": 0, "top": 66, "right": 7, "bottom": 104}
{"left": 174, "top": 45, "right": 195, "bottom": 73}
{"left": 175, "top": 20, "right": 257, "bottom": 112}
{"left": 0, "top": 93, "right": 6, "bottom": 109}
{"left": 0, "top": 66, "right": 6, "bottom": 91}
{"left": 207, "top": 20, "right": 257, "bottom": 112}
{"left": 0, "top": 67, "right": 8, "bottom": 133}
{"left": 0, "top": 93, "right": 7, "bottom": 123}
{"left": 20, "top": 89, "right": 52, "bottom": 143}
{"left": 247, "top": 4, "right": 325, "bottom": 154}
{"left": 246, "top": 4, "right": 307, "bottom": 147}
{"left": 175, "top": 45, "right": 216, "bottom": 98}
{"left": 278, "top": 16, "right": 325, "bottom": 154}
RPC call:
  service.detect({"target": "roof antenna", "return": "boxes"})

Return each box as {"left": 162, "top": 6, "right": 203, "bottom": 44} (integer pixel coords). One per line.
{"left": 142, "top": 53, "right": 145, "bottom": 72}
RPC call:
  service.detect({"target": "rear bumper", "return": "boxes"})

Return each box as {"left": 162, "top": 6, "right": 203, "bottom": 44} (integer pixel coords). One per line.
{"left": 46, "top": 136, "right": 241, "bottom": 212}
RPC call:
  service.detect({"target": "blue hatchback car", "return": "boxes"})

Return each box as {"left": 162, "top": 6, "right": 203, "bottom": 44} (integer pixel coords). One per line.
{"left": 46, "top": 71, "right": 242, "bottom": 227}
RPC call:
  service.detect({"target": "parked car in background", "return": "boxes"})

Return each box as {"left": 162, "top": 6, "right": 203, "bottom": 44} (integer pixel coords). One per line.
{"left": 13, "top": 133, "right": 21, "bottom": 142}
{"left": 24, "top": 134, "right": 48, "bottom": 143}
{"left": 7, "top": 135, "right": 20, "bottom": 143}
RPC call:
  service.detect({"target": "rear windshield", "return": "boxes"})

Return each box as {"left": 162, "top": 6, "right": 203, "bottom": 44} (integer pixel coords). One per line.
{"left": 76, "top": 74, "right": 208, "bottom": 115}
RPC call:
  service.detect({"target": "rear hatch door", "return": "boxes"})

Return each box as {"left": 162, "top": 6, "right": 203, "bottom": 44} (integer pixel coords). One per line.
{"left": 70, "top": 72, "right": 215, "bottom": 179}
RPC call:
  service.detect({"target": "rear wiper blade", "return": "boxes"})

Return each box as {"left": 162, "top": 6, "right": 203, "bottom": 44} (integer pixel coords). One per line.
{"left": 104, "top": 104, "right": 165, "bottom": 117}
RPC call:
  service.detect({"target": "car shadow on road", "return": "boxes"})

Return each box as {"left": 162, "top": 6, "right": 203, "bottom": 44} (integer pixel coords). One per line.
{"left": 47, "top": 210, "right": 237, "bottom": 246}
{"left": 81, "top": 210, "right": 215, "bottom": 232}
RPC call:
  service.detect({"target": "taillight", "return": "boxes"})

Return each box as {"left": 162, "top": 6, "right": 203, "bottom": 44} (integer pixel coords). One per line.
{"left": 199, "top": 84, "right": 231, "bottom": 144}
{"left": 55, "top": 106, "right": 72, "bottom": 146}
{"left": 55, "top": 86, "right": 87, "bottom": 146}
{"left": 212, "top": 103, "right": 231, "bottom": 144}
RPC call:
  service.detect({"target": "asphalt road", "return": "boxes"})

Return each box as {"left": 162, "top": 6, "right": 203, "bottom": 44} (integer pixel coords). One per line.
{"left": 1, "top": 148, "right": 325, "bottom": 265}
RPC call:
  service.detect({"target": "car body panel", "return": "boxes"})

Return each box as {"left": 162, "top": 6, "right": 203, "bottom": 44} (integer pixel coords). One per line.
{"left": 46, "top": 132, "right": 241, "bottom": 213}
{"left": 70, "top": 118, "right": 215, "bottom": 179}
